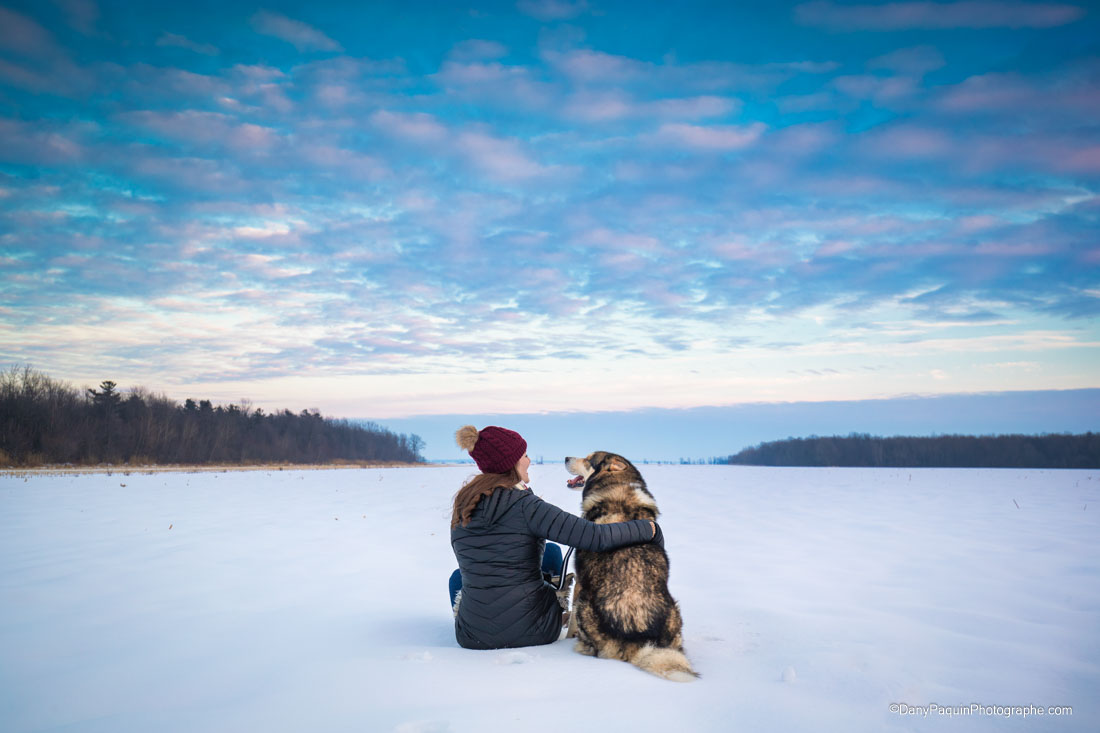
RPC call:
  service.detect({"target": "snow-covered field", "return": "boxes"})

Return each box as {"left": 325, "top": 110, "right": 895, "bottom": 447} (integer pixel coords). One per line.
{"left": 1, "top": 465, "right": 1097, "bottom": 732}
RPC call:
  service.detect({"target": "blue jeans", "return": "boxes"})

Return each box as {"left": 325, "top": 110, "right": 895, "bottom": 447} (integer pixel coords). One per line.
{"left": 449, "top": 542, "right": 564, "bottom": 608}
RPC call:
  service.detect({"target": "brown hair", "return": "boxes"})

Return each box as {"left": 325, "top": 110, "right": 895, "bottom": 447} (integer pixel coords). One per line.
{"left": 451, "top": 467, "right": 523, "bottom": 529}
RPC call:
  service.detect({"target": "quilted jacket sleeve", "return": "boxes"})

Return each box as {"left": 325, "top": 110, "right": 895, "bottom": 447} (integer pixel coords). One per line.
{"left": 519, "top": 492, "right": 654, "bottom": 551}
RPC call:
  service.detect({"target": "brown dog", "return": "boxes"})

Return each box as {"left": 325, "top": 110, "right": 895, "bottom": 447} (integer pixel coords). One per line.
{"left": 564, "top": 451, "right": 697, "bottom": 681}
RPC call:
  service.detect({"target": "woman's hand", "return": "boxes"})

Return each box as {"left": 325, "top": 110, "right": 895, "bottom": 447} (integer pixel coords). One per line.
{"left": 649, "top": 521, "right": 656, "bottom": 538}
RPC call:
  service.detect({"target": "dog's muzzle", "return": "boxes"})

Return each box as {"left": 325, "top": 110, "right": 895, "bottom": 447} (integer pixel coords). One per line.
{"left": 564, "top": 456, "right": 590, "bottom": 489}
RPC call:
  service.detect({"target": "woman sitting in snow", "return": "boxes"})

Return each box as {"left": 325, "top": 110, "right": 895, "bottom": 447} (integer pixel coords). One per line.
{"left": 448, "top": 425, "right": 659, "bottom": 650}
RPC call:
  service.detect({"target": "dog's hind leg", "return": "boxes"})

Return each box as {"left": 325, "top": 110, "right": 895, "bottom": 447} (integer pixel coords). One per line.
{"left": 573, "top": 592, "right": 603, "bottom": 656}
{"left": 573, "top": 621, "right": 597, "bottom": 656}
{"left": 660, "top": 600, "right": 685, "bottom": 650}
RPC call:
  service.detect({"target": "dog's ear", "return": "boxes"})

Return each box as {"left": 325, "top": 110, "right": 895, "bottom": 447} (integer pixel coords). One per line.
{"left": 608, "top": 457, "right": 628, "bottom": 473}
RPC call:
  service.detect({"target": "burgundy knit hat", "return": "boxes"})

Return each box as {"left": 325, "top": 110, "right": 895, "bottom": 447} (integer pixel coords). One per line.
{"left": 455, "top": 425, "right": 527, "bottom": 474}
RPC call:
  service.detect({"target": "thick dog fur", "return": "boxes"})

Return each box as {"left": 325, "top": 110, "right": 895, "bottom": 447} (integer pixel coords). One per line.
{"left": 564, "top": 452, "right": 698, "bottom": 682}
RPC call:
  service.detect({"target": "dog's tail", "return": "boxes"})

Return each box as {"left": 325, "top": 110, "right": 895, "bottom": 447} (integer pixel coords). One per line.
{"left": 630, "top": 644, "right": 699, "bottom": 682}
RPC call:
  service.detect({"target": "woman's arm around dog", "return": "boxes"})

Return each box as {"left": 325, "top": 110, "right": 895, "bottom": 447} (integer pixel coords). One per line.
{"left": 519, "top": 491, "right": 659, "bottom": 551}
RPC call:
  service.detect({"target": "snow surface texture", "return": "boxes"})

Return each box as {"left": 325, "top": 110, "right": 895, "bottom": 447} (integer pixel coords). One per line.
{"left": 1, "top": 465, "right": 1097, "bottom": 732}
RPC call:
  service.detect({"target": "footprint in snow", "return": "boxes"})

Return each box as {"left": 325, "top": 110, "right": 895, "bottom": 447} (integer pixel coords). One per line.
{"left": 402, "top": 651, "right": 432, "bottom": 662}
{"left": 495, "top": 651, "right": 535, "bottom": 665}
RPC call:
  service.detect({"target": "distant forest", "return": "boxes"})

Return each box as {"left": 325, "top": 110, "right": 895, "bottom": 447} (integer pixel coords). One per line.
{"left": 0, "top": 367, "right": 424, "bottom": 467}
{"left": 723, "top": 433, "right": 1100, "bottom": 468}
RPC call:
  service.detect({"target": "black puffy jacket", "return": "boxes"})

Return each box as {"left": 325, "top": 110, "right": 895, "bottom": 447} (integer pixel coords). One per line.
{"left": 450, "top": 484, "right": 657, "bottom": 650}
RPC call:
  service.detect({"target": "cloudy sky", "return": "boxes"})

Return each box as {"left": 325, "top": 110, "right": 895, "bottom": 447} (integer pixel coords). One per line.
{"left": 2, "top": 0, "right": 1098, "bottom": 442}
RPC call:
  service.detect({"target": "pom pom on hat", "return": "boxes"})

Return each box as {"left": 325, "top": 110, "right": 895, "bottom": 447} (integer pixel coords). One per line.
{"left": 456, "top": 424, "right": 527, "bottom": 474}
{"left": 455, "top": 425, "right": 480, "bottom": 453}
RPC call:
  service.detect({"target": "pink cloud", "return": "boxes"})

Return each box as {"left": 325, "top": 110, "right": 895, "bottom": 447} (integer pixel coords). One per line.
{"left": 647, "top": 95, "right": 740, "bottom": 120}
{"left": 936, "top": 72, "right": 1040, "bottom": 112}
{"left": 953, "top": 136, "right": 1100, "bottom": 176}
{"left": 559, "top": 90, "right": 740, "bottom": 123}
{"left": 861, "top": 125, "right": 953, "bottom": 158}
{"left": 127, "top": 64, "right": 233, "bottom": 101}
{"left": 298, "top": 144, "right": 389, "bottom": 180}
{"left": 312, "top": 84, "right": 353, "bottom": 107}
{"left": 370, "top": 111, "right": 563, "bottom": 183}
{"left": 0, "top": 8, "right": 94, "bottom": 96}
{"left": 517, "top": 0, "right": 589, "bottom": 21}
{"left": 121, "top": 110, "right": 279, "bottom": 152}
{"left": 937, "top": 68, "right": 1100, "bottom": 124}
{"left": 231, "top": 64, "right": 287, "bottom": 83}
{"left": 156, "top": 32, "right": 219, "bottom": 56}
{"left": 974, "top": 241, "right": 1059, "bottom": 256}
{"left": 0, "top": 118, "right": 85, "bottom": 165}
{"left": 767, "top": 122, "right": 840, "bottom": 157}
{"left": 434, "top": 60, "right": 556, "bottom": 108}
{"left": 54, "top": 0, "right": 100, "bottom": 36}
{"left": 542, "top": 48, "right": 649, "bottom": 84}
{"left": 712, "top": 238, "right": 793, "bottom": 266}
{"left": 868, "top": 45, "right": 946, "bottom": 75}
{"left": 795, "top": 1, "right": 1085, "bottom": 30}
{"left": 0, "top": 58, "right": 56, "bottom": 94}
{"left": 448, "top": 39, "right": 509, "bottom": 62}
{"left": 956, "top": 215, "right": 1002, "bottom": 233}
{"left": 577, "top": 227, "right": 662, "bottom": 253}
{"left": 775, "top": 91, "right": 838, "bottom": 114}
{"left": 435, "top": 60, "right": 558, "bottom": 112}
{"left": 0, "top": 7, "right": 60, "bottom": 59}
{"left": 652, "top": 122, "right": 766, "bottom": 151}
{"left": 454, "top": 131, "right": 551, "bottom": 182}
{"left": 832, "top": 74, "right": 919, "bottom": 102}
{"left": 598, "top": 250, "right": 650, "bottom": 272}
{"left": 129, "top": 155, "right": 243, "bottom": 192}
{"left": 437, "top": 60, "right": 525, "bottom": 86}
{"left": 815, "top": 240, "right": 859, "bottom": 257}
{"left": 561, "top": 90, "right": 635, "bottom": 122}
{"left": 1052, "top": 144, "right": 1100, "bottom": 174}
{"left": 802, "top": 172, "right": 906, "bottom": 198}
{"left": 250, "top": 10, "right": 342, "bottom": 53}
{"left": 369, "top": 109, "right": 450, "bottom": 145}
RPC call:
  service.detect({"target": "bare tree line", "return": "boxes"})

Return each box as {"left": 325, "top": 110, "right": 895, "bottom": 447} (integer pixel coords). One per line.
{"left": 0, "top": 366, "right": 423, "bottom": 467}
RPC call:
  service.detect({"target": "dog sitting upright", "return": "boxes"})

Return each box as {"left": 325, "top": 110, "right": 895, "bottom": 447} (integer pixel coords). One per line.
{"left": 564, "top": 452, "right": 697, "bottom": 681}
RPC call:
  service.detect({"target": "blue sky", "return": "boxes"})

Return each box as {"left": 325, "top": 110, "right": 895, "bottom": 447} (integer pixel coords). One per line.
{"left": 1, "top": 0, "right": 1098, "bottom": 455}
{"left": 387, "top": 389, "right": 1100, "bottom": 461}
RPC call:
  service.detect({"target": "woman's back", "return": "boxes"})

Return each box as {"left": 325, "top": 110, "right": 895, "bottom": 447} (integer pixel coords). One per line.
{"left": 450, "top": 486, "right": 563, "bottom": 649}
